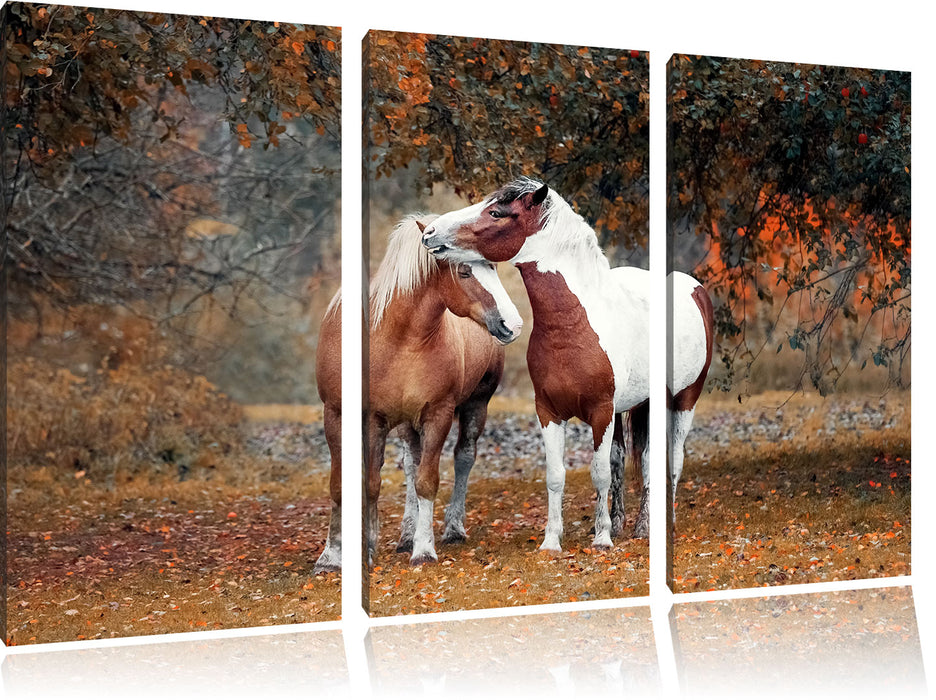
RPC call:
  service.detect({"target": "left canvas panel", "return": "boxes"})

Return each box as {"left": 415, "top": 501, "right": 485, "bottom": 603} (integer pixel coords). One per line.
{"left": 2, "top": 3, "right": 341, "bottom": 644}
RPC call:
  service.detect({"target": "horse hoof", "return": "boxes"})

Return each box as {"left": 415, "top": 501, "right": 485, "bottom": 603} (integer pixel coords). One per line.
{"left": 611, "top": 517, "right": 626, "bottom": 539}
{"left": 591, "top": 540, "right": 612, "bottom": 551}
{"left": 396, "top": 539, "right": 414, "bottom": 553}
{"left": 441, "top": 530, "right": 467, "bottom": 545}
{"left": 313, "top": 561, "right": 341, "bottom": 575}
{"left": 409, "top": 552, "right": 438, "bottom": 567}
{"left": 633, "top": 523, "right": 649, "bottom": 539}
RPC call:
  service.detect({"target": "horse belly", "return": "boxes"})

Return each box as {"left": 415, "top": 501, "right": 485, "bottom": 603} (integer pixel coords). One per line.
{"left": 369, "top": 345, "right": 454, "bottom": 426}
{"left": 589, "top": 299, "right": 649, "bottom": 414}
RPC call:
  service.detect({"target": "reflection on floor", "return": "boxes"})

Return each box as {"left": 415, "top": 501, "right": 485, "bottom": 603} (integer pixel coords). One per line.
{"left": 1, "top": 630, "right": 348, "bottom": 699}
{"left": 367, "top": 606, "right": 658, "bottom": 697}
{"left": 1, "top": 585, "right": 924, "bottom": 698}
{"left": 672, "top": 586, "right": 924, "bottom": 697}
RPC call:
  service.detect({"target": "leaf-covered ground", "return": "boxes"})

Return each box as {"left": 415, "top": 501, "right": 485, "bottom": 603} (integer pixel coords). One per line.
{"left": 6, "top": 413, "right": 340, "bottom": 646}
{"left": 671, "top": 390, "right": 910, "bottom": 592}
{"left": 367, "top": 408, "right": 650, "bottom": 616}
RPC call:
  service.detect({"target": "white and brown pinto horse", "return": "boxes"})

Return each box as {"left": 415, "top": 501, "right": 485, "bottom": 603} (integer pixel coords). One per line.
{"left": 313, "top": 215, "right": 522, "bottom": 573}
{"left": 422, "top": 178, "right": 713, "bottom": 550}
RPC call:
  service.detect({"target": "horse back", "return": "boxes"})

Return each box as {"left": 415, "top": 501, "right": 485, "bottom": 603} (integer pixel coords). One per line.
{"left": 315, "top": 293, "right": 342, "bottom": 407}
{"left": 669, "top": 271, "right": 714, "bottom": 403}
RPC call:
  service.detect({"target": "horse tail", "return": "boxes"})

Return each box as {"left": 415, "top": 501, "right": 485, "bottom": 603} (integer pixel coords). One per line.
{"left": 627, "top": 399, "right": 651, "bottom": 538}
{"left": 627, "top": 399, "right": 650, "bottom": 486}
{"left": 610, "top": 413, "right": 627, "bottom": 537}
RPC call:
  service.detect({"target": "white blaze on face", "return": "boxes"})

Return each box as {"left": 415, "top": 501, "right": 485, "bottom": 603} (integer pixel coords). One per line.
{"left": 423, "top": 200, "right": 490, "bottom": 263}
{"left": 469, "top": 261, "right": 523, "bottom": 340}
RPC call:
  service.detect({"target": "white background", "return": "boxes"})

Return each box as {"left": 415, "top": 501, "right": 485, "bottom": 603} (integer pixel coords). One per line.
{"left": 3, "top": 0, "right": 931, "bottom": 697}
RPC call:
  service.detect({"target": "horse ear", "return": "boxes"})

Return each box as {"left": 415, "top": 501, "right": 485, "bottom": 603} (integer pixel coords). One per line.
{"left": 528, "top": 183, "right": 549, "bottom": 208}
{"left": 415, "top": 220, "right": 427, "bottom": 233}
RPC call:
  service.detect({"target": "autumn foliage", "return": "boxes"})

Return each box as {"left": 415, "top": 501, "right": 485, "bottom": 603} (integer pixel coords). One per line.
{"left": 668, "top": 57, "right": 910, "bottom": 392}
{"left": 3, "top": 4, "right": 341, "bottom": 323}
{"left": 365, "top": 31, "right": 649, "bottom": 251}
{"left": 4, "top": 4, "right": 339, "bottom": 159}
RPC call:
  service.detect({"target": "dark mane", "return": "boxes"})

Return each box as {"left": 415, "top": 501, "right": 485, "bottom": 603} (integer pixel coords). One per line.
{"left": 490, "top": 177, "right": 546, "bottom": 205}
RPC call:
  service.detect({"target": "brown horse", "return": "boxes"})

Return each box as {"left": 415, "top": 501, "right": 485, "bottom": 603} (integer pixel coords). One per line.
{"left": 313, "top": 215, "right": 522, "bottom": 573}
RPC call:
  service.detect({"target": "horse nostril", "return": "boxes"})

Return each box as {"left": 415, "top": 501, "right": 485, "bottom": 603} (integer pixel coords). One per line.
{"left": 499, "top": 318, "right": 520, "bottom": 340}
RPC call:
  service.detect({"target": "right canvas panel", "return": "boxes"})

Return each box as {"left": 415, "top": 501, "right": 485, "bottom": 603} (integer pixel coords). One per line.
{"left": 666, "top": 56, "right": 910, "bottom": 591}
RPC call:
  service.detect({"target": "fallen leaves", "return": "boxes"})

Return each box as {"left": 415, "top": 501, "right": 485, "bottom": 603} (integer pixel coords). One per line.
{"left": 6, "top": 489, "right": 340, "bottom": 645}
{"left": 673, "top": 391, "right": 910, "bottom": 593}
{"left": 369, "top": 447, "right": 649, "bottom": 615}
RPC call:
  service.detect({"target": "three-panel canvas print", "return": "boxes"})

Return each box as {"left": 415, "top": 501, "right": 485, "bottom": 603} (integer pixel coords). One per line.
{"left": 2, "top": 3, "right": 911, "bottom": 646}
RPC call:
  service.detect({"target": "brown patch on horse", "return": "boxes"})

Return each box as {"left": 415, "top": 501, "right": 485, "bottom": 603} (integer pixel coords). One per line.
{"left": 453, "top": 188, "right": 548, "bottom": 262}
{"left": 518, "top": 262, "right": 615, "bottom": 448}
{"left": 668, "top": 285, "right": 714, "bottom": 412}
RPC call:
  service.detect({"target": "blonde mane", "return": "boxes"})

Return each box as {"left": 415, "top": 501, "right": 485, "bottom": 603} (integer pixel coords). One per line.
{"left": 369, "top": 214, "right": 440, "bottom": 328}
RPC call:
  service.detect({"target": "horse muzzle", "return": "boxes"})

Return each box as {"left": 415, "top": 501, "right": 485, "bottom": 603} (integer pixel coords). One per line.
{"left": 487, "top": 315, "right": 522, "bottom": 345}
{"left": 422, "top": 225, "right": 455, "bottom": 257}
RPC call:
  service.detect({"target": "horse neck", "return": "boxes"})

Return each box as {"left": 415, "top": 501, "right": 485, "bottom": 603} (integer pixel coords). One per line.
{"left": 512, "top": 202, "right": 609, "bottom": 278}
{"left": 513, "top": 215, "right": 611, "bottom": 310}
{"left": 375, "top": 273, "right": 449, "bottom": 343}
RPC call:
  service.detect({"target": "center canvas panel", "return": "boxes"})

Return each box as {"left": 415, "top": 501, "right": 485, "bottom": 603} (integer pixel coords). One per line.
{"left": 361, "top": 30, "right": 650, "bottom": 615}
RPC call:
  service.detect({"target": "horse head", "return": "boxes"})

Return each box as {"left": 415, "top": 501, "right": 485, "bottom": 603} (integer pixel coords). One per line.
{"left": 421, "top": 178, "right": 550, "bottom": 264}
{"left": 415, "top": 219, "right": 523, "bottom": 344}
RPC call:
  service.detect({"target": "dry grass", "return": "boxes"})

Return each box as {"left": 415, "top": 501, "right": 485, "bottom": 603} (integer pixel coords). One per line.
{"left": 6, "top": 482, "right": 340, "bottom": 645}
{"left": 7, "top": 357, "right": 244, "bottom": 485}
{"left": 243, "top": 404, "right": 324, "bottom": 424}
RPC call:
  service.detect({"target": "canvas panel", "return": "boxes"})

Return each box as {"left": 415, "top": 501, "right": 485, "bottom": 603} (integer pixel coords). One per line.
{"left": 2, "top": 3, "right": 342, "bottom": 644}
{"left": 362, "top": 29, "right": 650, "bottom": 615}
{"left": 666, "top": 55, "right": 911, "bottom": 593}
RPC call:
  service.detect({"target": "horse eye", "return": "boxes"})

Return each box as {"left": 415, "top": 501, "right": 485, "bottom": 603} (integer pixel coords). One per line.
{"left": 457, "top": 265, "right": 472, "bottom": 278}
{"left": 489, "top": 210, "right": 502, "bottom": 219}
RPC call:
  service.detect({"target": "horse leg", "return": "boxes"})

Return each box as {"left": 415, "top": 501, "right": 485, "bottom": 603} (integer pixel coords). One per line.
{"left": 668, "top": 406, "right": 695, "bottom": 530}
{"left": 396, "top": 425, "right": 421, "bottom": 553}
{"left": 313, "top": 402, "right": 342, "bottom": 574}
{"left": 609, "top": 413, "right": 626, "bottom": 538}
{"left": 410, "top": 408, "right": 454, "bottom": 566}
{"left": 539, "top": 420, "right": 567, "bottom": 553}
{"left": 590, "top": 420, "right": 615, "bottom": 549}
{"left": 443, "top": 401, "right": 486, "bottom": 544}
{"left": 629, "top": 400, "right": 650, "bottom": 538}
{"left": 365, "top": 413, "right": 390, "bottom": 570}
